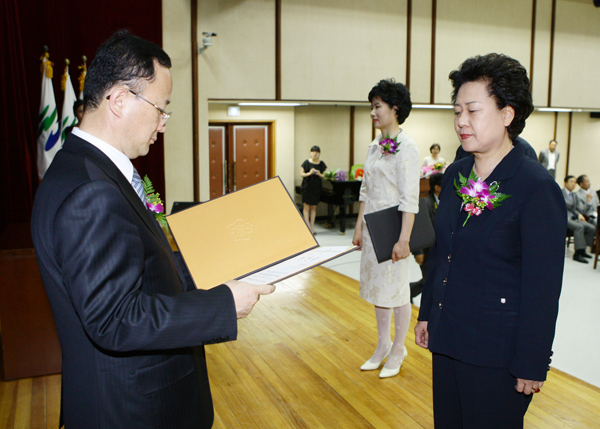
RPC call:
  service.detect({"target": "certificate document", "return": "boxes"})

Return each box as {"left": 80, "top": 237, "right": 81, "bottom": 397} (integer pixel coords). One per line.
{"left": 239, "top": 245, "right": 358, "bottom": 285}
{"left": 167, "top": 177, "right": 355, "bottom": 289}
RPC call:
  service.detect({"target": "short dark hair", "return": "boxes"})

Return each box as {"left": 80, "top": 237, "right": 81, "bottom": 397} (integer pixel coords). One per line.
{"left": 549, "top": 139, "right": 557, "bottom": 145}
{"left": 73, "top": 99, "right": 84, "bottom": 111}
{"left": 576, "top": 174, "right": 587, "bottom": 185}
{"left": 430, "top": 143, "right": 441, "bottom": 153}
{"left": 84, "top": 29, "right": 171, "bottom": 111}
{"left": 310, "top": 145, "right": 321, "bottom": 153}
{"left": 449, "top": 53, "right": 533, "bottom": 141}
{"left": 368, "top": 79, "right": 412, "bottom": 125}
{"left": 564, "top": 175, "right": 575, "bottom": 183}
{"left": 429, "top": 172, "right": 444, "bottom": 192}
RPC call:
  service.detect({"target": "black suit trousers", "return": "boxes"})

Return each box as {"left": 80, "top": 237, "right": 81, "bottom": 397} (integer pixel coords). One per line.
{"left": 432, "top": 353, "right": 533, "bottom": 429}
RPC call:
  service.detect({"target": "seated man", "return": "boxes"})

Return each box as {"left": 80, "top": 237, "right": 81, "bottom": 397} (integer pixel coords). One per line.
{"left": 410, "top": 172, "right": 443, "bottom": 301}
{"left": 563, "top": 175, "right": 595, "bottom": 263}
{"left": 576, "top": 174, "right": 599, "bottom": 226}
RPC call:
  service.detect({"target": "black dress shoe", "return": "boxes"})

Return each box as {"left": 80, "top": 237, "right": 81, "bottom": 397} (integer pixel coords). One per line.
{"left": 573, "top": 254, "right": 589, "bottom": 263}
{"left": 582, "top": 252, "right": 593, "bottom": 258}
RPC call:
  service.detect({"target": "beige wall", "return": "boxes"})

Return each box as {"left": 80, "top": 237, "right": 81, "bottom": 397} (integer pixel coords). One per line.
{"left": 162, "top": 0, "right": 194, "bottom": 212}
{"left": 434, "top": 0, "right": 532, "bottom": 104}
{"left": 161, "top": 0, "right": 600, "bottom": 208}
{"left": 566, "top": 113, "right": 600, "bottom": 190}
{"left": 281, "top": 0, "right": 407, "bottom": 101}
{"left": 552, "top": 0, "right": 600, "bottom": 108}
{"left": 294, "top": 106, "right": 350, "bottom": 187}
{"left": 198, "top": 0, "right": 276, "bottom": 100}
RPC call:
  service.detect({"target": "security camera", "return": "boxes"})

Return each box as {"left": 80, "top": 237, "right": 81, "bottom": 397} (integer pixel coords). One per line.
{"left": 199, "top": 32, "right": 217, "bottom": 53}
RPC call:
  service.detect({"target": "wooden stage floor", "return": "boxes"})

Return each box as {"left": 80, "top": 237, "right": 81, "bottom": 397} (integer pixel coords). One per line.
{"left": 2, "top": 267, "right": 600, "bottom": 428}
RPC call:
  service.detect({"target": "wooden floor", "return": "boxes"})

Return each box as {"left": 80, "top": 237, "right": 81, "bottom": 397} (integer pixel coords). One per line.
{"left": 2, "top": 266, "right": 600, "bottom": 428}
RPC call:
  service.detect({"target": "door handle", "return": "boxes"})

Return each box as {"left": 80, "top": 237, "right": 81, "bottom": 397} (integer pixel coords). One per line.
{"left": 233, "top": 161, "right": 237, "bottom": 190}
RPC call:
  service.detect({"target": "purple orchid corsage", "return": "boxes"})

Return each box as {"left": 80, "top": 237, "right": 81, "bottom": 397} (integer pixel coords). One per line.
{"left": 142, "top": 175, "right": 169, "bottom": 231}
{"left": 454, "top": 170, "right": 510, "bottom": 226}
{"left": 379, "top": 133, "right": 401, "bottom": 159}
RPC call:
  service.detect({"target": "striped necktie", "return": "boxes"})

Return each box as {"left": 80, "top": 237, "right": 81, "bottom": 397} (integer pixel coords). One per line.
{"left": 132, "top": 169, "right": 146, "bottom": 203}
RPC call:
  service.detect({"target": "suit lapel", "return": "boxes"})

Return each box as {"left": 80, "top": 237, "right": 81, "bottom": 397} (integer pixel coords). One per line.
{"left": 63, "top": 135, "right": 165, "bottom": 244}
{"left": 447, "top": 157, "right": 474, "bottom": 233}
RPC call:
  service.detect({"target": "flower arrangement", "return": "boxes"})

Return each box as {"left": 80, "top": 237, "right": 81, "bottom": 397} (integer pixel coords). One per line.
{"left": 142, "top": 175, "right": 169, "bottom": 231}
{"left": 379, "top": 133, "right": 401, "bottom": 158}
{"left": 324, "top": 168, "right": 348, "bottom": 182}
{"left": 422, "top": 162, "right": 447, "bottom": 176}
{"left": 454, "top": 170, "right": 511, "bottom": 227}
{"left": 350, "top": 164, "right": 364, "bottom": 181}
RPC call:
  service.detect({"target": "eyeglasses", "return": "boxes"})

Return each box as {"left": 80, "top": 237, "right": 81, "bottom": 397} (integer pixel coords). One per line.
{"left": 106, "top": 89, "right": 172, "bottom": 127}
{"left": 128, "top": 90, "right": 171, "bottom": 127}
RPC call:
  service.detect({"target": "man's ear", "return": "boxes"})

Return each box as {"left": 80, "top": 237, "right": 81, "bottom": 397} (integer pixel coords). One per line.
{"left": 105, "top": 87, "right": 129, "bottom": 119}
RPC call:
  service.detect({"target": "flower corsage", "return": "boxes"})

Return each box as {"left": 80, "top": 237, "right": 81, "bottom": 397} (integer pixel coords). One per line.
{"left": 142, "top": 175, "right": 169, "bottom": 231}
{"left": 454, "top": 170, "right": 511, "bottom": 226}
{"left": 379, "top": 133, "right": 401, "bottom": 158}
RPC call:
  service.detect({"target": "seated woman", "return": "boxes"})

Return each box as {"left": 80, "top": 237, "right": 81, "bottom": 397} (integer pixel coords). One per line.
{"left": 422, "top": 143, "right": 445, "bottom": 167}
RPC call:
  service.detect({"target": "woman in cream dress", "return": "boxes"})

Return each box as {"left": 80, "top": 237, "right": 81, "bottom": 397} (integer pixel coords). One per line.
{"left": 352, "top": 79, "right": 420, "bottom": 378}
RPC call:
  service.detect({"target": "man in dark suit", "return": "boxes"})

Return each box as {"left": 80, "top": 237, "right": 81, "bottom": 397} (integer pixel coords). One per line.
{"left": 538, "top": 139, "right": 560, "bottom": 179}
{"left": 410, "top": 172, "right": 443, "bottom": 302}
{"left": 31, "top": 30, "right": 274, "bottom": 429}
{"left": 563, "top": 175, "right": 595, "bottom": 263}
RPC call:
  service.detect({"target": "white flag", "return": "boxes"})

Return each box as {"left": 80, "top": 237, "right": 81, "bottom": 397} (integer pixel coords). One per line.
{"left": 60, "top": 64, "right": 77, "bottom": 145}
{"left": 37, "top": 55, "right": 60, "bottom": 180}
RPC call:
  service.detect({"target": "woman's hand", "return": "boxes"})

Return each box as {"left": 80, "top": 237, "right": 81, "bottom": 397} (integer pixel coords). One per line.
{"left": 515, "top": 378, "right": 544, "bottom": 395}
{"left": 352, "top": 228, "right": 363, "bottom": 249}
{"left": 391, "top": 238, "right": 410, "bottom": 262}
{"left": 415, "top": 321, "right": 429, "bottom": 348}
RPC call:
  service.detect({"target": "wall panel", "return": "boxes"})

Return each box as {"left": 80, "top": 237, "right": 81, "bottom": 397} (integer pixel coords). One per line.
{"left": 163, "top": 0, "right": 194, "bottom": 210}
{"left": 569, "top": 113, "right": 600, "bottom": 189}
{"left": 294, "top": 106, "right": 350, "bottom": 187}
{"left": 281, "top": 0, "right": 408, "bottom": 101}
{"left": 198, "top": 0, "right": 276, "bottom": 100}
{"left": 409, "top": 0, "right": 433, "bottom": 103}
{"left": 551, "top": 0, "right": 600, "bottom": 108}
{"left": 531, "top": 0, "right": 553, "bottom": 106}
{"left": 434, "top": 0, "right": 532, "bottom": 104}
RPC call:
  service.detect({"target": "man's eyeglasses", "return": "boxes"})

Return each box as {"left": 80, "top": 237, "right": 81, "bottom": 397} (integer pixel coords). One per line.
{"left": 106, "top": 90, "right": 172, "bottom": 127}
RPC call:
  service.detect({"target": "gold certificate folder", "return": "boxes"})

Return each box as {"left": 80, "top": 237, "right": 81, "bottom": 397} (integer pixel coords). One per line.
{"left": 167, "top": 177, "right": 318, "bottom": 289}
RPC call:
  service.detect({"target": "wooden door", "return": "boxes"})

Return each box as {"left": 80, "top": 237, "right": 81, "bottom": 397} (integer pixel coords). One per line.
{"left": 231, "top": 125, "right": 267, "bottom": 191}
{"left": 208, "top": 126, "right": 226, "bottom": 199}
{"left": 209, "top": 123, "right": 270, "bottom": 198}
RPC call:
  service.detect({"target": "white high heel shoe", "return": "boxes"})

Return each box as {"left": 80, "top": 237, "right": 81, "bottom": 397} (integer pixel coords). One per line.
{"left": 360, "top": 345, "right": 392, "bottom": 371}
{"left": 379, "top": 347, "right": 408, "bottom": 378}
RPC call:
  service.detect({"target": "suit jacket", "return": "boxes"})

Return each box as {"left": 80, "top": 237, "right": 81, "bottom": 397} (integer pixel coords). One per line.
{"left": 31, "top": 134, "right": 238, "bottom": 429}
{"left": 419, "top": 140, "right": 566, "bottom": 381}
{"left": 575, "top": 189, "right": 598, "bottom": 218}
{"left": 563, "top": 187, "right": 585, "bottom": 220}
{"left": 538, "top": 148, "right": 560, "bottom": 170}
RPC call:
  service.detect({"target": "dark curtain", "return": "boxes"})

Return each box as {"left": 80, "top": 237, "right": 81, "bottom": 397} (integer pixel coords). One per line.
{"left": 1, "top": 0, "right": 37, "bottom": 229}
{"left": 2, "top": 0, "right": 166, "bottom": 233}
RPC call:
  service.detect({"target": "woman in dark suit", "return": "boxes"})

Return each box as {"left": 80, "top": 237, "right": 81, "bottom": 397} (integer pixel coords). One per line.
{"left": 415, "top": 53, "right": 566, "bottom": 428}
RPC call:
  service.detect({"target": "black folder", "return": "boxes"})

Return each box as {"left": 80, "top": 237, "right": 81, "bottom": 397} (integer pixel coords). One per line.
{"left": 363, "top": 199, "right": 435, "bottom": 263}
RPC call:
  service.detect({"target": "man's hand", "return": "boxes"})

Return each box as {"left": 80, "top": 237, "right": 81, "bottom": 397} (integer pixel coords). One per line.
{"left": 415, "top": 321, "right": 429, "bottom": 349}
{"left": 225, "top": 280, "right": 275, "bottom": 319}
